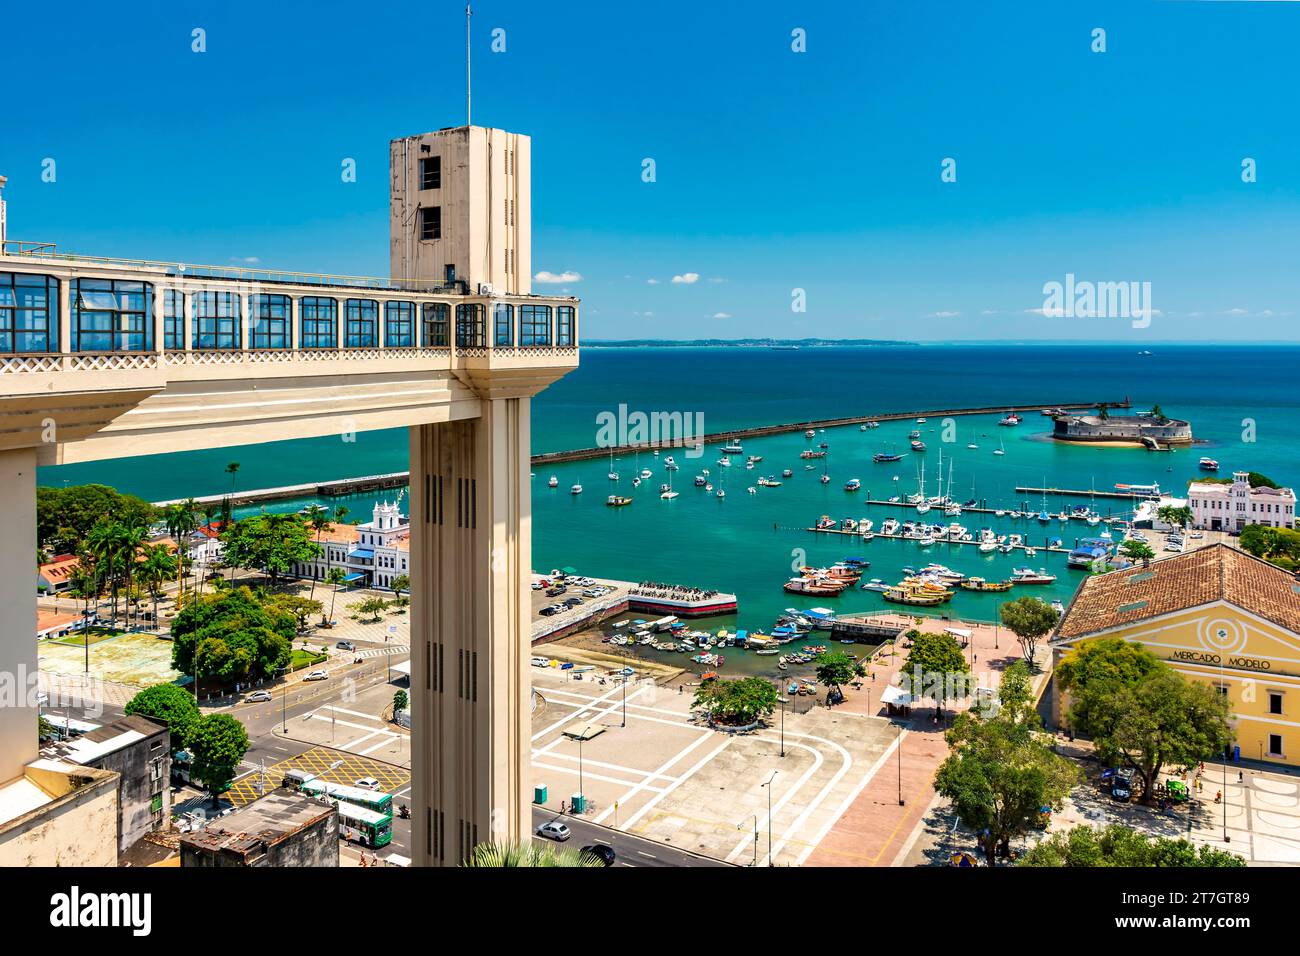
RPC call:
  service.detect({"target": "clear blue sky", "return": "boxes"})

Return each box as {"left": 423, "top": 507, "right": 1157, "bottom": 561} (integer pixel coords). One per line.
{"left": 4, "top": 0, "right": 1300, "bottom": 341}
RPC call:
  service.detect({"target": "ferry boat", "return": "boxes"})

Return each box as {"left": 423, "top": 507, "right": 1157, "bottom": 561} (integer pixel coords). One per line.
{"left": 800, "top": 450, "right": 826, "bottom": 459}
{"left": 959, "top": 576, "right": 1012, "bottom": 592}
{"left": 1114, "top": 481, "right": 1162, "bottom": 496}
{"left": 1199, "top": 457, "right": 1219, "bottom": 471}
{"left": 998, "top": 413, "right": 1022, "bottom": 426}
{"left": 910, "top": 440, "right": 926, "bottom": 452}
{"left": 1011, "top": 567, "right": 1056, "bottom": 584}
{"left": 548, "top": 476, "right": 559, "bottom": 488}
{"left": 722, "top": 442, "right": 743, "bottom": 454}
{"left": 873, "top": 452, "right": 903, "bottom": 463}
{"left": 606, "top": 495, "right": 633, "bottom": 507}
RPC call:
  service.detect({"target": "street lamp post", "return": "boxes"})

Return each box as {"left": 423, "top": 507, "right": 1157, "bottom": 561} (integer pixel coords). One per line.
{"left": 897, "top": 722, "right": 905, "bottom": 806}
{"left": 621, "top": 654, "right": 627, "bottom": 728}
{"left": 738, "top": 814, "right": 758, "bottom": 867}
{"left": 778, "top": 696, "right": 787, "bottom": 758}
{"left": 1220, "top": 656, "right": 1231, "bottom": 844}
{"left": 761, "top": 770, "right": 778, "bottom": 866}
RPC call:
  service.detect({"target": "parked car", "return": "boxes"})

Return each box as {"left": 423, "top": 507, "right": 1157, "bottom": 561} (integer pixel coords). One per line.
{"left": 302, "top": 670, "right": 329, "bottom": 682}
{"left": 354, "top": 777, "right": 381, "bottom": 790}
{"left": 245, "top": 690, "right": 273, "bottom": 703}
{"left": 539, "top": 606, "right": 559, "bottom": 617}
{"left": 563, "top": 597, "right": 584, "bottom": 607}
{"left": 536, "top": 820, "right": 571, "bottom": 842}
{"left": 531, "top": 581, "right": 545, "bottom": 590}
{"left": 580, "top": 843, "right": 616, "bottom": 866}
{"left": 1109, "top": 767, "right": 1136, "bottom": 802}
{"left": 336, "top": 640, "right": 356, "bottom": 651}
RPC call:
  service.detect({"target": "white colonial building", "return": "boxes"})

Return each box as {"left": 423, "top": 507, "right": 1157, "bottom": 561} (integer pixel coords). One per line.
{"left": 290, "top": 501, "right": 411, "bottom": 591}
{"left": 1187, "top": 471, "right": 1296, "bottom": 532}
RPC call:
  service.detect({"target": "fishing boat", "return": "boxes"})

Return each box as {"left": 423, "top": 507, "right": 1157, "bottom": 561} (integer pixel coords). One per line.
{"left": 783, "top": 577, "right": 848, "bottom": 596}
{"left": 1011, "top": 567, "right": 1056, "bottom": 584}
{"left": 911, "top": 440, "right": 926, "bottom": 452}
{"left": 570, "top": 483, "right": 583, "bottom": 495}
{"left": 605, "top": 495, "right": 633, "bottom": 507}
{"left": 782, "top": 468, "right": 794, "bottom": 478}
{"left": 998, "top": 413, "right": 1022, "bottom": 426}
{"left": 882, "top": 586, "right": 947, "bottom": 607}
{"left": 1199, "top": 457, "right": 1219, "bottom": 471}
{"left": 959, "top": 576, "right": 1012, "bottom": 592}
{"left": 722, "top": 441, "right": 743, "bottom": 454}
{"left": 800, "top": 449, "right": 826, "bottom": 459}
{"left": 844, "top": 478, "right": 861, "bottom": 491}
{"left": 548, "top": 476, "right": 559, "bottom": 488}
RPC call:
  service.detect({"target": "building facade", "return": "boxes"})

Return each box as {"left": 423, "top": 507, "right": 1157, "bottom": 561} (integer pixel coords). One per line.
{"left": 1187, "top": 471, "right": 1296, "bottom": 531}
{"left": 290, "top": 501, "right": 410, "bottom": 591}
{"left": 1052, "top": 412, "right": 1193, "bottom": 446}
{"left": 181, "top": 789, "right": 338, "bottom": 867}
{"left": 1052, "top": 544, "right": 1300, "bottom": 767}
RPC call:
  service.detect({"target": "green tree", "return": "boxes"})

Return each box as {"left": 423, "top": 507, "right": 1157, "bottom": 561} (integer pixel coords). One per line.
{"left": 814, "top": 650, "right": 865, "bottom": 700}
{"left": 996, "top": 659, "right": 1034, "bottom": 715}
{"left": 999, "top": 597, "right": 1059, "bottom": 666}
{"left": 324, "top": 567, "right": 348, "bottom": 624}
{"left": 1157, "top": 504, "right": 1193, "bottom": 529}
{"left": 462, "top": 841, "right": 607, "bottom": 867}
{"left": 899, "top": 630, "right": 971, "bottom": 718}
{"left": 391, "top": 574, "right": 410, "bottom": 597}
{"left": 267, "top": 593, "right": 323, "bottom": 631}
{"left": 692, "top": 676, "right": 779, "bottom": 726}
{"left": 1056, "top": 635, "right": 1164, "bottom": 740}
{"left": 170, "top": 586, "right": 294, "bottom": 686}
{"left": 392, "top": 689, "right": 409, "bottom": 716}
{"left": 1118, "top": 538, "right": 1156, "bottom": 565}
{"left": 189, "top": 713, "right": 249, "bottom": 806}
{"left": 1068, "top": 661, "right": 1232, "bottom": 804}
{"left": 137, "top": 543, "right": 178, "bottom": 630}
{"left": 219, "top": 513, "right": 321, "bottom": 584}
{"left": 125, "top": 683, "right": 200, "bottom": 752}
{"left": 162, "top": 499, "right": 199, "bottom": 597}
{"left": 1019, "top": 824, "right": 1245, "bottom": 868}
{"left": 350, "top": 596, "right": 389, "bottom": 622}
{"left": 935, "top": 709, "right": 1079, "bottom": 866}
{"left": 36, "top": 483, "right": 155, "bottom": 553}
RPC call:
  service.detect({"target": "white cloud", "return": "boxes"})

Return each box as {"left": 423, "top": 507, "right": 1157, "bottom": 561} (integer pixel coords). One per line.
{"left": 534, "top": 270, "right": 582, "bottom": 284}
{"left": 980, "top": 310, "right": 999, "bottom": 316}
{"left": 646, "top": 278, "right": 661, "bottom": 285}
{"left": 708, "top": 277, "right": 727, "bottom": 284}
{"left": 633, "top": 310, "right": 654, "bottom": 317}
{"left": 929, "top": 310, "right": 961, "bottom": 318}
{"left": 711, "top": 312, "right": 732, "bottom": 319}
{"left": 671, "top": 272, "right": 700, "bottom": 284}
{"left": 1222, "top": 307, "right": 1249, "bottom": 316}
{"left": 229, "top": 256, "right": 261, "bottom": 264}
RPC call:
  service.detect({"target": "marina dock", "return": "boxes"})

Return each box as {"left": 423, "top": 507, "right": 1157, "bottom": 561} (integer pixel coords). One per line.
{"left": 857, "top": 498, "right": 1135, "bottom": 519}
{"left": 807, "top": 525, "right": 1073, "bottom": 554}
{"left": 1014, "top": 485, "right": 1161, "bottom": 500}
{"left": 153, "top": 471, "right": 410, "bottom": 508}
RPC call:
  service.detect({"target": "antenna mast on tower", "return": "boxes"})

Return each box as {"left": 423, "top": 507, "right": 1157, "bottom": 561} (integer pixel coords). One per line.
{"left": 466, "top": 2, "right": 472, "bottom": 127}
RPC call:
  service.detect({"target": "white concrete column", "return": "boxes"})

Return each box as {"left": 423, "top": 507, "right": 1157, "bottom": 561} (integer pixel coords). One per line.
{"left": 0, "top": 447, "right": 38, "bottom": 783}
{"left": 289, "top": 296, "right": 300, "bottom": 350}
{"left": 183, "top": 291, "right": 193, "bottom": 351}
{"left": 153, "top": 285, "right": 165, "bottom": 355}
{"left": 57, "top": 278, "right": 71, "bottom": 357}
{"left": 410, "top": 396, "right": 532, "bottom": 865}
{"left": 239, "top": 293, "right": 250, "bottom": 351}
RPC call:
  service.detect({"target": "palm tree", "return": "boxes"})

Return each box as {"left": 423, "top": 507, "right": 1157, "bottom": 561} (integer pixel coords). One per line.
{"left": 138, "top": 544, "right": 178, "bottom": 631}
{"left": 461, "top": 842, "right": 606, "bottom": 868}
{"left": 84, "top": 520, "right": 132, "bottom": 627}
{"left": 304, "top": 505, "right": 329, "bottom": 601}
{"left": 121, "top": 519, "right": 149, "bottom": 629}
{"left": 220, "top": 462, "right": 241, "bottom": 531}
{"left": 163, "top": 499, "right": 198, "bottom": 600}
{"left": 197, "top": 504, "right": 219, "bottom": 596}
{"left": 324, "top": 566, "right": 347, "bottom": 626}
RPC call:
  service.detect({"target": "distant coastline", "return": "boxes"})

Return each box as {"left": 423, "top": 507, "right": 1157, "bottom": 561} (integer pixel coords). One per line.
{"left": 582, "top": 338, "right": 918, "bottom": 349}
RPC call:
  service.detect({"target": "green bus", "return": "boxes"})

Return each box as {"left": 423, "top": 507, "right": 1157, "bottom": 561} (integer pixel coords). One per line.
{"left": 336, "top": 801, "right": 393, "bottom": 848}
{"left": 299, "top": 778, "right": 394, "bottom": 817}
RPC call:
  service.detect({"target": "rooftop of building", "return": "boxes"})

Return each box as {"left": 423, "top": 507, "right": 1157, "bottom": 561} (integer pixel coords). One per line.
{"left": 1054, "top": 542, "right": 1300, "bottom": 641}
{"left": 1063, "top": 412, "right": 1190, "bottom": 426}
{"left": 0, "top": 758, "right": 117, "bottom": 831}
{"left": 40, "top": 714, "right": 167, "bottom": 765}
{"left": 180, "top": 788, "right": 334, "bottom": 856}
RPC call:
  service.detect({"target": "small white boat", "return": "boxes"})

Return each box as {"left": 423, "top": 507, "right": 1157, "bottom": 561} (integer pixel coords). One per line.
{"left": 548, "top": 476, "right": 559, "bottom": 488}
{"left": 571, "top": 483, "right": 583, "bottom": 495}
{"left": 717, "top": 456, "right": 732, "bottom": 467}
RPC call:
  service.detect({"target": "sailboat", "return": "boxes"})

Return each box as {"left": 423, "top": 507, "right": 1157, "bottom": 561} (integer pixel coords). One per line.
{"left": 607, "top": 450, "right": 619, "bottom": 481}
{"left": 660, "top": 469, "right": 679, "bottom": 500}
{"left": 1037, "top": 484, "right": 1051, "bottom": 523}
{"left": 915, "top": 463, "right": 931, "bottom": 514}
{"left": 994, "top": 437, "right": 1005, "bottom": 456}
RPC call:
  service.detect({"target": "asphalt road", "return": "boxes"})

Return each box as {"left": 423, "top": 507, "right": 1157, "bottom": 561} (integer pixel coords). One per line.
{"left": 531, "top": 806, "right": 733, "bottom": 867}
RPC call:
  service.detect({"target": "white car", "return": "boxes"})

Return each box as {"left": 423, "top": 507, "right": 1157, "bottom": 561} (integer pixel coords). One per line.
{"left": 536, "top": 820, "right": 571, "bottom": 842}
{"left": 531, "top": 657, "right": 551, "bottom": 667}
{"left": 302, "top": 670, "right": 329, "bottom": 682}
{"left": 245, "top": 690, "right": 273, "bottom": 703}
{"left": 355, "top": 777, "right": 381, "bottom": 790}
{"left": 531, "top": 581, "right": 544, "bottom": 590}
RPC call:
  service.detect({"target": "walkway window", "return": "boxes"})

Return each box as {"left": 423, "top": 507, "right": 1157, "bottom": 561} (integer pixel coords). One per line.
{"left": 192, "top": 290, "right": 239, "bottom": 350}
{"left": 557, "top": 305, "right": 576, "bottom": 346}
{"left": 421, "top": 302, "right": 448, "bottom": 346}
{"left": 385, "top": 301, "right": 416, "bottom": 347}
{"left": 300, "top": 296, "right": 338, "bottom": 348}
{"left": 455, "top": 303, "right": 485, "bottom": 347}
{"left": 0, "top": 271, "right": 58, "bottom": 353}
{"left": 72, "top": 278, "right": 153, "bottom": 352}
{"left": 519, "top": 304, "right": 552, "bottom": 346}
{"left": 164, "top": 289, "right": 184, "bottom": 350}
{"left": 345, "top": 299, "right": 379, "bottom": 348}
{"left": 251, "top": 294, "right": 291, "bottom": 349}
{"left": 493, "top": 303, "right": 514, "bottom": 347}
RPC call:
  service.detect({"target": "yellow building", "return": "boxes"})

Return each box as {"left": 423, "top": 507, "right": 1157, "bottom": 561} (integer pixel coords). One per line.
{"left": 1052, "top": 543, "right": 1300, "bottom": 766}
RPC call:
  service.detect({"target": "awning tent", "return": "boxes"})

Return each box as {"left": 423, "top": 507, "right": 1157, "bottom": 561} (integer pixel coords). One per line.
{"left": 880, "top": 685, "right": 915, "bottom": 707}
{"left": 944, "top": 627, "right": 973, "bottom": 644}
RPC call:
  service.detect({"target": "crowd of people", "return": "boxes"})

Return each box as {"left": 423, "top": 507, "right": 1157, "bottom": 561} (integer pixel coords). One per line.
{"left": 630, "top": 581, "right": 722, "bottom": 602}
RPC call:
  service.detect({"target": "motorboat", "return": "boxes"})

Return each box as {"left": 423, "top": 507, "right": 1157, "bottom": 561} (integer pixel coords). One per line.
{"left": 865, "top": 421, "right": 880, "bottom": 428}
{"left": 640, "top": 468, "right": 653, "bottom": 479}
{"left": 717, "top": 456, "right": 732, "bottom": 467}
{"left": 844, "top": 478, "right": 861, "bottom": 491}
{"left": 782, "top": 469, "right": 794, "bottom": 478}
{"left": 805, "top": 429, "right": 816, "bottom": 438}
{"left": 911, "top": 440, "right": 926, "bottom": 452}
{"left": 694, "top": 475, "right": 707, "bottom": 486}
{"left": 1011, "top": 567, "right": 1056, "bottom": 584}
{"left": 1199, "top": 457, "right": 1219, "bottom": 471}
{"left": 998, "top": 413, "right": 1022, "bottom": 426}
{"left": 571, "top": 483, "right": 583, "bottom": 494}
{"left": 747, "top": 455, "right": 763, "bottom": 464}
{"left": 908, "top": 430, "right": 922, "bottom": 439}
{"left": 548, "top": 476, "right": 559, "bottom": 488}
{"left": 606, "top": 495, "right": 633, "bottom": 507}
{"left": 820, "top": 473, "right": 831, "bottom": 484}
{"left": 861, "top": 578, "right": 890, "bottom": 592}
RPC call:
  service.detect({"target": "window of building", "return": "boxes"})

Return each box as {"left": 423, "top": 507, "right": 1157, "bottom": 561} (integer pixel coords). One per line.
{"left": 420, "top": 206, "right": 441, "bottom": 241}
{"left": 71, "top": 278, "right": 154, "bottom": 352}
{"left": 164, "top": 289, "right": 184, "bottom": 350}
{"left": 557, "top": 305, "right": 576, "bottom": 346}
{"left": 421, "top": 302, "right": 449, "bottom": 346}
{"left": 0, "top": 271, "right": 58, "bottom": 353}
{"left": 519, "top": 304, "right": 551, "bottom": 346}
{"left": 385, "top": 301, "right": 416, "bottom": 347}
{"left": 250, "top": 293, "right": 291, "bottom": 349}
{"left": 300, "top": 296, "right": 338, "bottom": 348}
{"left": 192, "top": 290, "right": 239, "bottom": 350}
{"left": 493, "top": 303, "right": 514, "bottom": 346}
{"left": 455, "top": 303, "right": 485, "bottom": 348}
{"left": 345, "top": 299, "right": 379, "bottom": 348}
{"left": 420, "top": 155, "right": 441, "bottom": 190}
{"left": 1270, "top": 691, "right": 1284, "bottom": 715}
{"left": 1269, "top": 733, "right": 1284, "bottom": 758}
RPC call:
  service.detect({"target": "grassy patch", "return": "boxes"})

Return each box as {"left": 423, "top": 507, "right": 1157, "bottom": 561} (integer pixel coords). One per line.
{"left": 289, "top": 649, "right": 328, "bottom": 671}
{"left": 47, "top": 627, "right": 123, "bottom": 647}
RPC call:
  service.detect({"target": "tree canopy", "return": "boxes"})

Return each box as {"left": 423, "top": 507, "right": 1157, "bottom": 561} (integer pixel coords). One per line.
{"left": 999, "top": 597, "right": 1059, "bottom": 665}
{"left": 692, "top": 677, "right": 779, "bottom": 726}
{"left": 37, "top": 483, "right": 155, "bottom": 554}
{"left": 899, "top": 631, "right": 970, "bottom": 715}
{"left": 189, "top": 713, "right": 250, "bottom": 805}
{"left": 1240, "top": 525, "right": 1300, "bottom": 572}
{"left": 1020, "top": 824, "right": 1245, "bottom": 868}
{"left": 814, "top": 651, "right": 865, "bottom": 697}
{"left": 124, "top": 684, "right": 200, "bottom": 751}
{"left": 219, "top": 513, "right": 321, "bottom": 583}
{"left": 170, "top": 586, "right": 294, "bottom": 686}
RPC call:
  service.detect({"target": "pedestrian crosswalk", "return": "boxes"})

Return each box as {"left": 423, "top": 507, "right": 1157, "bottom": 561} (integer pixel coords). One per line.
{"left": 352, "top": 645, "right": 409, "bottom": 660}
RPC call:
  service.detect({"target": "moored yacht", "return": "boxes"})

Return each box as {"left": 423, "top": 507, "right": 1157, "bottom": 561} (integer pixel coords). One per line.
{"left": 548, "top": 476, "right": 559, "bottom": 488}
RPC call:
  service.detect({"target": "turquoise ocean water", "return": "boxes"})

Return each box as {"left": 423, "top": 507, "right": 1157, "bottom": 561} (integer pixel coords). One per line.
{"left": 42, "top": 345, "right": 1300, "bottom": 664}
